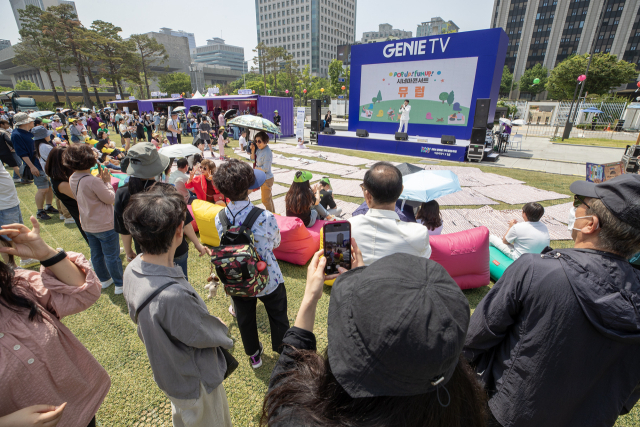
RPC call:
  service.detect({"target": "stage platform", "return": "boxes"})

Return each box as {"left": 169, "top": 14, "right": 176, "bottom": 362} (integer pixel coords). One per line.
{"left": 317, "top": 131, "right": 470, "bottom": 162}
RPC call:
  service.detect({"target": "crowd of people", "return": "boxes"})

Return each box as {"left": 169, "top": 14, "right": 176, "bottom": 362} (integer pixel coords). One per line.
{"left": 1, "top": 101, "right": 640, "bottom": 427}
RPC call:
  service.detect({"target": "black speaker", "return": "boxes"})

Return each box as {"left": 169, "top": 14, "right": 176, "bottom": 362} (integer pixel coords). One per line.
{"left": 622, "top": 145, "right": 640, "bottom": 173}
{"left": 310, "top": 99, "right": 321, "bottom": 132}
{"left": 356, "top": 129, "right": 369, "bottom": 137}
{"left": 395, "top": 132, "right": 408, "bottom": 141}
{"left": 441, "top": 135, "right": 456, "bottom": 145}
{"left": 470, "top": 128, "right": 486, "bottom": 145}
{"left": 323, "top": 127, "right": 336, "bottom": 134}
{"left": 473, "top": 98, "right": 491, "bottom": 129}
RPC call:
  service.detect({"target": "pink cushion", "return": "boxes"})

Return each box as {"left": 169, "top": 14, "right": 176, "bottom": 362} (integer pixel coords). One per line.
{"left": 273, "top": 216, "right": 327, "bottom": 265}
{"left": 187, "top": 205, "right": 198, "bottom": 232}
{"left": 109, "top": 176, "right": 120, "bottom": 192}
{"left": 429, "top": 226, "right": 490, "bottom": 289}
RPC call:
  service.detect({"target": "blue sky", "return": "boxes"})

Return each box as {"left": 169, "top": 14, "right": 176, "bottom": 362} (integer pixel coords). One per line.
{"left": 0, "top": 0, "right": 494, "bottom": 67}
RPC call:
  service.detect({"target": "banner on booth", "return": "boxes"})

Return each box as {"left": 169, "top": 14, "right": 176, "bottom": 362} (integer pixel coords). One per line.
{"left": 296, "top": 107, "right": 306, "bottom": 143}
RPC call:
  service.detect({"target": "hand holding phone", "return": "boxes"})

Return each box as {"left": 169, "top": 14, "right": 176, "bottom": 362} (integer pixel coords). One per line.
{"left": 323, "top": 222, "right": 352, "bottom": 275}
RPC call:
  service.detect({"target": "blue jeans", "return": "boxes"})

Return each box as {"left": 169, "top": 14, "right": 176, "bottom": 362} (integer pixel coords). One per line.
{"left": 174, "top": 250, "right": 188, "bottom": 280}
{"left": 12, "top": 152, "right": 23, "bottom": 179}
{"left": 0, "top": 205, "right": 23, "bottom": 240}
{"left": 86, "top": 229, "right": 123, "bottom": 287}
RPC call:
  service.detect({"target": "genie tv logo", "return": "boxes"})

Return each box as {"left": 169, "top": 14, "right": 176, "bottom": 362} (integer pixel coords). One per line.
{"left": 383, "top": 37, "right": 451, "bottom": 58}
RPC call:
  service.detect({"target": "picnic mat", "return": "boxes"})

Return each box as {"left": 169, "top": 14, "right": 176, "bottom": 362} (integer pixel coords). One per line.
{"left": 249, "top": 183, "right": 289, "bottom": 202}
{"left": 473, "top": 184, "right": 569, "bottom": 205}
{"left": 541, "top": 202, "right": 572, "bottom": 224}
{"left": 270, "top": 144, "right": 370, "bottom": 166}
{"left": 272, "top": 169, "right": 321, "bottom": 185}
{"left": 324, "top": 179, "right": 364, "bottom": 197}
{"left": 256, "top": 197, "right": 360, "bottom": 220}
{"left": 440, "top": 209, "right": 476, "bottom": 234}
{"left": 435, "top": 188, "right": 498, "bottom": 206}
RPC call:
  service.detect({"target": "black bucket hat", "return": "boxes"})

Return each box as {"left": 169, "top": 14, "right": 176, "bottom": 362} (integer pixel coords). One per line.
{"left": 328, "top": 253, "right": 469, "bottom": 398}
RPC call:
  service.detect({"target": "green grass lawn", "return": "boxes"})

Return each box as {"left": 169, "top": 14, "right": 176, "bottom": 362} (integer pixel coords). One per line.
{"left": 553, "top": 137, "right": 633, "bottom": 149}
{"left": 11, "top": 130, "right": 638, "bottom": 426}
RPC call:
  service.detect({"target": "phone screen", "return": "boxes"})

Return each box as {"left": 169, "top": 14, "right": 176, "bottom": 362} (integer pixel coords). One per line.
{"left": 323, "top": 222, "right": 351, "bottom": 275}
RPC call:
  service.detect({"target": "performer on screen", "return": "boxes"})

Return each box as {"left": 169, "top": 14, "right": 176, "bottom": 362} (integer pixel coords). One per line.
{"left": 398, "top": 100, "right": 411, "bottom": 133}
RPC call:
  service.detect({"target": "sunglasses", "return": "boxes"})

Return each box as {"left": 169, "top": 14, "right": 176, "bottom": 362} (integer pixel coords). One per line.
{"left": 573, "top": 195, "right": 591, "bottom": 209}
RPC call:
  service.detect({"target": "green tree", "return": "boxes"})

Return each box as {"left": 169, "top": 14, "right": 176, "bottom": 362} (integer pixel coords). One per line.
{"left": 376, "top": 90, "right": 382, "bottom": 102}
{"left": 129, "top": 34, "right": 168, "bottom": 99}
{"left": 40, "top": 9, "right": 74, "bottom": 107}
{"left": 14, "top": 5, "right": 60, "bottom": 104}
{"left": 518, "top": 63, "right": 549, "bottom": 96}
{"left": 0, "top": 86, "right": 13, "bottom": 92}
{"left": 546, "top": 53, "right": 637, "bottom": 99}
{"left": 500, "top": 66, "right": 515, "bottom": 96}
{"left": 158, "top": 72, "right": 192, "bottom": 95}
{"left": 89, "top": 20, "right": 132, "bottom": 99}
{"left": 252, "top": 43, "right": 269, "bottom": 95}
{"left": 14, "top": 80, "right": 41, "bottom": 90}
{"left": 439, "top": 92, "right": 448, "bottom": 103}
{"left": 328, "top": 59, "right": 345, "bottom": 96}
{"left": 447, "top": 90, "right": 455, "bottom": 106}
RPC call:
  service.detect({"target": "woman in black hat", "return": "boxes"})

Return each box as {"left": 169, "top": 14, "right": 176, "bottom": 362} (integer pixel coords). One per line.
{"left": 261, "top": 250, "right": 488, "bottom": 427}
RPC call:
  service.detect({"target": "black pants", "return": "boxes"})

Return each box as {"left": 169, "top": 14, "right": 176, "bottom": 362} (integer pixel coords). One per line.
{"left": 146, "top": 128, "right": 153, "bottom": 142}
{"left": 177, "top": 132, "right": 182, "bottom": 144}
{"left": 88, "top": 416, "right": 96, "bottom": 427}
{"left": 231, "top": 282, "right": 289, "bottom": 356}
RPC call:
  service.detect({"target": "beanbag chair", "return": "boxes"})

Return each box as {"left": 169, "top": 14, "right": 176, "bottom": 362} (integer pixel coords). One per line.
{"left": 187, "top": 205, "right": 198, "bottom": 232}
{"left": 272, "top": 215, "right": 326, "bottom": 265}
{"left": 191, "top": 199, "right": 224, "bottom": 246}
{"left": 429, "top": 226, "right": 490, "bottom": 289}
{"left": 489, "top": 246, "right": 514, "bottom": 281}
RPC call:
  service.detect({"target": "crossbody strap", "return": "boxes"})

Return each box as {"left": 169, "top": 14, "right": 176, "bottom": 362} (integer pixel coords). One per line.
{"left": 75, "top": 174, "right": 91, "bottom": 197}
{"left": 134, "top": 281, "right": 176, "bottom": 324}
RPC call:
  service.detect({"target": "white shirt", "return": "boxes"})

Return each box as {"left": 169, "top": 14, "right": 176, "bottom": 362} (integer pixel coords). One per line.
{"left": 400, "top": 104, "right": 411, "bottom": 120}
{"left": 0, "top": 163, "right": 20, "bottom": 210}
{"left": 168, "top": 169, "right": 189, "bottom": 203}
{"left": 167, "top": 118, "right": 179, "bottom": 137}
{"left": 239, "top": 136, "right": 247, "bottom": 149}
{"left": 505, "top": 221, "right": 550, "bottom": 258}
{"left": 349, "top": 208, "right": 431, "bottom": 266}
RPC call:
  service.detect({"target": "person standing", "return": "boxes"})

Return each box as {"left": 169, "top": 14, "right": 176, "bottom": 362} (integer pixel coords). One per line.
{"left": 167, "top": 112, "right": 181, "bottom": 145}
{"left": 218, "top": 110, "right": 225, "bottom": 129}
{"left": 250, "top": 131, "right": 275, "bottom": 213}
{"left": 273, "top": 110, "right": 281, "bottom": 143}
{"left": 323, "top": 110, "right": 331, "bottom": 131}
{"left": 398, "top": 100, "right": 411, "bottom": 133}
{"left": 118, "top": 118, "right": 131, "bottom": 152}
{"left": 217, "top": 128, "right": 226, "bottom": 160}
{"left": 12, "top": 113, "right": 58, "bottom": 220}
{"left": 0, "top": 119, "right": 25, "bottom": 183}
{"left": 199, "top": 117, "right": 212, "bottom": 151}
{"left": 143, "top": 114, "right": 153, "bottom": 143}
{"left": 87, "top": 112, "right": 100, "bottom": 138}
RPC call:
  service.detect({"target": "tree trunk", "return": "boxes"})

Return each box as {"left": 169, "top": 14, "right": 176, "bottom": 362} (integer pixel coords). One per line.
{"left": 72, "top": 52, "right": 93, "bottom": 108}
{"left": 84, "top": 62, "right": 102, "bottom": 107}
{"left": 138, "top": 48, "right": 152, "bottom": 99}
{"left": 117, "top": 80, "right": 125, "bottom": 97}
{"left": 261, "top": 52, "right": 267, "bottom": 95}
{"left": 53, "top": 55, "right": 72, "bottom": 108}
{"left": 44, "top": 69, "right": 60, "bottom": 104}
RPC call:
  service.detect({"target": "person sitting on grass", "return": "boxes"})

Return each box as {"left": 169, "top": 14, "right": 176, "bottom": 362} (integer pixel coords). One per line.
{"left": 318, "top": 177, "right": 342, "bottom": 217}
{"left": 185, "top": 159, "right": 226, "bottom": 206}
{"left": 122, "top": 185, "right": 233, "bottom": 427}
{"left": 0, "top": 218, "right": 110, "bottom": 427}
{"left": 285, "top": 171, "right": 335, "bottom": 228}
{"left": 96, "top": 131, "right": 124, "bottom": 159}
{"left": 261, "top": 249, "right": 488, "bottom": 427}
{"left": 488, "top": 202, "right": 550, "bottom": 260}
{"left": 239, "top": 130, "right": 248, "bottom": 152}
{"left": 416, "top": 200, "right": 444, "bottom": 236}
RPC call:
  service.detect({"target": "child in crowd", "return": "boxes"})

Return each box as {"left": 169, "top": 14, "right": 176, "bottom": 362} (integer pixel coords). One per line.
{"left": 238, "top": 130, "right": 247, "bottom": 151}
{"left": 97, "top": 122, "right": 109, "bottom": 136}
{"left": 217, "top": 128, "right": 226, "bottom": 160}
{"left": 416, "top": 200, "right": 444, "bottom": 236}
{"left": 318, "top": 177, "right": 342, "bottom": 217}
{"left": 150, "top": 133, "right": 161, "bottom": 149}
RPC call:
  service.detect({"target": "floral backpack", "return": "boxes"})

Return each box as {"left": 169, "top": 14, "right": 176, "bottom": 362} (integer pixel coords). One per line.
{"left": 210, "top": 207, "right": 269, "bottom": 297}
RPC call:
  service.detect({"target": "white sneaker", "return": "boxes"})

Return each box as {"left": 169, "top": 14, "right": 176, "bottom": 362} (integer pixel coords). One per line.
{"left": 100, "top": 278, "right": 114, "bottom": 289}
{"left": 19, "top": 258, "right": 40, "bottom": 268}
{"left": 64, "top": 218, "right": 76, "bottom": 224}
{"left": 114, "top": 286, "right": 123, "bottom": 295}
{"left": 59, "top": 215, "right": 65, "bottom": 220}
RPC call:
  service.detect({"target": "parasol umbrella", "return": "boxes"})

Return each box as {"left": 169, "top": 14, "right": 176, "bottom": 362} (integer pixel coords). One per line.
{"left": 511, "top": 119, "right": 526, "bottom": 126}
{"left": 224, "top": 109, "right": 237, "bottom": 119}
{"left": 158, "top": 144, "right": 202, "bottom": 158}
{"left": 61, "top": 109, "right": 71, "bottom": 113}
{"left": 395, "top": 162, "right": 424, "bottom": 176}
{"left": 227, "top": 114, "right": 281, "bottom": 134}
{"left": 399, "top": 170, "right": 461, "bottom": 207}
{"left": 80, "top": 107, "right": 91, "bottom": 112}
{"left": 42, "top": 118, "right": 51, "bottom": 124}
{"left": 29, "top": 111, "right": 55, "bottom": 118}
{"left": 173, "top": 106, "right": 186, "bottom": 111}
{"left": 499, "top": 118, "right": 512, "bottom": 126}
{"left": 580, "top": 107, "right": 604, "bottom": 114}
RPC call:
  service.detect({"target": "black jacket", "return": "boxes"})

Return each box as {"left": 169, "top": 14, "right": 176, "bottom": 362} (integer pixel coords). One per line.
{"left": 464, "top": 248, "right": 640, "bottom": 427}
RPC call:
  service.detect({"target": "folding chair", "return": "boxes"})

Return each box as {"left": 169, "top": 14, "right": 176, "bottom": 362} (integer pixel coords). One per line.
{"left": 509, "top": 134, "right": 523, "bottom": 151}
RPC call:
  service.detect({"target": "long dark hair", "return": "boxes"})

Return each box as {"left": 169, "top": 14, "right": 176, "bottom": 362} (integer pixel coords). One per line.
{"left": 261, "top": 353, "right": 487, "bottom": 427}
{"left": 0, "top": 237, "right": 42, "bottom": 322}
{"left": 127, "top": 176, "right": 158, "bottom": 196}
{"left": 416, "top": 201, "right": 443, "bottom": 231}
{"left": 45, "top": 146, "right": 73, "bottom": 182}
{"left": 34, "top": 138, "right": 54, "bottom": 159}
{"left": 285, "top": 179, "right": 315, "bottom": 215}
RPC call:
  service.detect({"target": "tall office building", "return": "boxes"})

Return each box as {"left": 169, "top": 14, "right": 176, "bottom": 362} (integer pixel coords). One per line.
{"left": 0, "top": 40, "right": 11, "bottom": 52}
{"left": 416, "top": 17, "right": 459, "bottom": 37}
{"left": 361, "top": 23, "right": 412, "bottom": 43}
{"left": 159, "top": 28, "right": 197, "bottom": 51}
{"left": 10, "top": 0, "right": 77, "bottom": 30}
{"left": 255, "top": 0, "right": 357, "bottom": 78}
{"left": 193, "top": 38, "right": 248, "bottom": 73}
{"left": 491, "top": 0, "right": 640, "bottom": 96}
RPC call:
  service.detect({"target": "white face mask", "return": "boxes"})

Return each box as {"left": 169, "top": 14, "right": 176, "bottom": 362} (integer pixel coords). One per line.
{"left": 567, "top": 206, "right": 599, "bottom": 232}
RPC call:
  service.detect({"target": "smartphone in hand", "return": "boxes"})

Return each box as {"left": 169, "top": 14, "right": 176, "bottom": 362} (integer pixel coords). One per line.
{"left": 323, "top": 221, "right": 351, "bottom": 275}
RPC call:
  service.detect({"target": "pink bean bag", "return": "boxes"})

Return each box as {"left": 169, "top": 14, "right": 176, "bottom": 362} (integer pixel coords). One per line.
{"left": 429, "top": 226, "right": 490, "bottom": 290}
{"left": 109, "top": 176, "right": 120, "bottom": 193}
{"left": 187, "top": 205, "right": 198, "bottom": 232}
{"left": 273, "top": 215, "right": 326, "bottom": 265}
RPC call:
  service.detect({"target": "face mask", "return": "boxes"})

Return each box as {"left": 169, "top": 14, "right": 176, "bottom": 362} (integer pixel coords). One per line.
{"left": 567, "top": 206, "right": 598, "bottom": 232}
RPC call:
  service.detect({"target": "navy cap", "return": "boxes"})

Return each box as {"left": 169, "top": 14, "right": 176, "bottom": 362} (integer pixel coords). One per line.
{"left": 249, "top": 168, "right": 266, "bottom": 190}
{"left": 570, "top": 174, "right": 640, "bottom": 229}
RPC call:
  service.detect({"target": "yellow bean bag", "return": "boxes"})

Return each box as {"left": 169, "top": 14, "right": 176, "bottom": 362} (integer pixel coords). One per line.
{"left": 318, "top": 227, "right": 336, "bottom": 286}
{"left": 191, "top": 199, "right": 225, "bottom": 247}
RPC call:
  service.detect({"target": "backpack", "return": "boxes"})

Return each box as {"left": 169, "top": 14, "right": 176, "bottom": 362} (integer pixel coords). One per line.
{"left": 159, "top": 117, "right": 167, "bottom": 132}
{"left": 210, "top": 207, "right": 269, "bottom": 297}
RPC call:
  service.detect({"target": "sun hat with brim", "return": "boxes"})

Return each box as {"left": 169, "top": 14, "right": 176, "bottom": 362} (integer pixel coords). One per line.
{"left": 327, "top": 254, "right": 469, "bottom": 398}
{"left": 293, "top": 170, "right": 313, "bottom": 183}
{"left": 52, "top": 115, "right": 60, "bottom": 120}
{"left": 13, "top": 112, "right": 34, "bottom": 126}
{"left": 31, "top": 126, "right": 53, "bottom": 140}
{"left": 171, "top": 111, "right": 178, "bottom": 116}
{"left": 570, "top": 174, "right": 640, "bottom": 229}
{"left": 121, "top": 142, "right": 171, "bottom": 179}
{"left": 249, "top": 169, "right": 266, "bottom": 190}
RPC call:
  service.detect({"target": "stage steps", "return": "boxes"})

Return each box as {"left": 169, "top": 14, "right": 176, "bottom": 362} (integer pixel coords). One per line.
{"left": 484, "top": 148, "right": 500, "bottom": 162}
